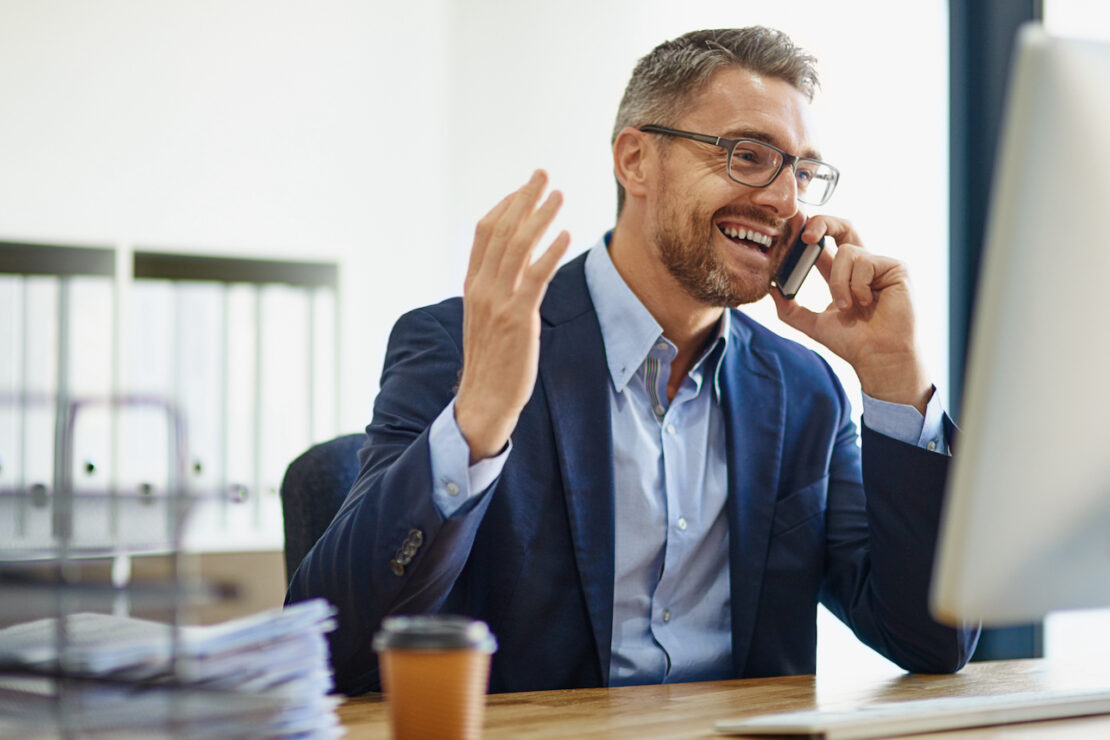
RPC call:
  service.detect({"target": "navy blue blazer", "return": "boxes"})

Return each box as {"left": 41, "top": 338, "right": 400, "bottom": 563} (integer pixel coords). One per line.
{"left": 287, "top": 252, "right": 978, "bottom": 695}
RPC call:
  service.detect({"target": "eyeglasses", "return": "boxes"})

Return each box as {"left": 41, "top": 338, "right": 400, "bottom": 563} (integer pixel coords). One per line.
{"left": 638, "top": 125, "right": 840, "bottom": 206}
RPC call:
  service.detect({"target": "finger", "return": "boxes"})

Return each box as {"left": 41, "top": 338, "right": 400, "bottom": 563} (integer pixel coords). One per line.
{"left": 468, "top": 192, "right": 516, "bottom": 281}
{"left": 800, "top": 217, "right": 827, "bottom": 245}
{"left": 483, "top": 170, "right": 549, "bottom": 279}
{"left": 828, "top": 245, "right": 856, "bottom": 310}
{"left": 813, "top": 242, "right": 835, "bottom": 283}
{"left": 771, "top": 288, "right": 820, "bottom": 339}
{"left": 849, "top": 255, "right": 877, "bottom": 306}
{"left": 868, "top": 253, "right": 908, "bottom": 291}
{"left": 497, "top": 188, "right": 564, "bottom": 287}
{"left": 519, "top": 230, "right": 571, "bottom": 308}
{"left": 806, "top": 214, "right": 862, "bottom": 247}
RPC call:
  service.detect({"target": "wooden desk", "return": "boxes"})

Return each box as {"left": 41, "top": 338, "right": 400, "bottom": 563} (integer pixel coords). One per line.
{"left": 338, "top": 659, "right": 1110, "bottom": 738}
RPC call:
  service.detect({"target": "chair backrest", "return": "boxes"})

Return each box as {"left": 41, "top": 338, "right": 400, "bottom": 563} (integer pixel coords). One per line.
{"left": 280, "top": 433, "right": 366, "bottom": 584}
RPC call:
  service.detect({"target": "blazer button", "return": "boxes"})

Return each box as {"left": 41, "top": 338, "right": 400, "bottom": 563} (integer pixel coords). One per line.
{"left": 409, "top": 529, "right": 424, "bottom": 546}
{"left": 390, "top": 559, "right": 404, "bottom": 576}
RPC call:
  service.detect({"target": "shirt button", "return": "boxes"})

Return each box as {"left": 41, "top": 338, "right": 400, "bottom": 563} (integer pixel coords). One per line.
{"left": 445, "top": 481, "right": 460, "bottom": 496}
{"left": 927, "top": 440, "right": 937, "bottom": 452}
{"left": 656, "top": 341, "right": 668, "bottom": 350}
{"left": 654, "top": 405, "right": 665, "bottom": 416}
{"left": 677, "top": 517, "right": 687, "bottom": 531}
{"left": 666, "top": 424, "right": 676, "bottom": 435}
{"left": 661, "top": 609, "right": 671, "bottom": 623}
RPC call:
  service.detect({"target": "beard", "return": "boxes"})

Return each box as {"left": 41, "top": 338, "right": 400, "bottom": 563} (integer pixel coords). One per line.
{"left": 654, "top": 197, "right": 786, "bottom": 307}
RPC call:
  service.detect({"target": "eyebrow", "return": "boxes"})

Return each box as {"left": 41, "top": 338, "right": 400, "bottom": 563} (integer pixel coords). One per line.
{"left": 720, "top": 127, "right": 823, "bottom": 162}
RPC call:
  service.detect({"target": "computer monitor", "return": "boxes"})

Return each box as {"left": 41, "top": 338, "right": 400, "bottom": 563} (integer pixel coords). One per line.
{"left": 931, "top": 24, "right": 1110, "bottom": 626}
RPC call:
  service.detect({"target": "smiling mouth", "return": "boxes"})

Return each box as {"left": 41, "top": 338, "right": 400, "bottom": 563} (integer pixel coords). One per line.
{"left": 717, "top": 224, "right": 774, "bottom": 254}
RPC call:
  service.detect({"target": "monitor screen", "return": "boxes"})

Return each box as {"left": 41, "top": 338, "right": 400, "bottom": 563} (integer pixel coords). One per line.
{"left": 931, "top": 24, "right": 1110, "bottom": 626}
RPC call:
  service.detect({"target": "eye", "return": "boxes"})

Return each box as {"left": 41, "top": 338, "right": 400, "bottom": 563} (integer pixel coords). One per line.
{"left": 732, "top": 145, "right": 768, "bottom": 166}
{"left": 795, "top": 162, "right": 819, "bottom": 185}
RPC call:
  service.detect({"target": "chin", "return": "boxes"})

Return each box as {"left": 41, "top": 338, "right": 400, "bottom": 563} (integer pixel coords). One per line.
{"left": 721, "top": 270, "right": 773, "bottom": 307}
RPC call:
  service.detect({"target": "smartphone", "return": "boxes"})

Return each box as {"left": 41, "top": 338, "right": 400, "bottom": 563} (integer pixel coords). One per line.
{"left": 773, "top": 231, "right": 825, "bottom": 300}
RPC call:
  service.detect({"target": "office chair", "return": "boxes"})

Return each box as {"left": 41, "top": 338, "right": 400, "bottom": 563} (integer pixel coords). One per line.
{"left": 280, "top": 433, "right": 366, "bottom": 584}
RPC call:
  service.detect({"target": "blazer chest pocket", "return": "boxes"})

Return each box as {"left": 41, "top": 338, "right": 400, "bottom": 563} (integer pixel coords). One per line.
{"left": 771, "top": 476, "right": 829, "bottom": 537}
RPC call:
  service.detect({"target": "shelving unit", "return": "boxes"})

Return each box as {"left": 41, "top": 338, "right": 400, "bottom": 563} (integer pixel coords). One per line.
{"left": 0, "top": 239, "right": 344, "bottom": 735}
{"left": 0, "top": 240, "right": 341, "bottom": 553}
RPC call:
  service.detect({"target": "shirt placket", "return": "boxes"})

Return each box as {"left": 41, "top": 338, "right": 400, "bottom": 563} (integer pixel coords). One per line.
{"left": 646, "top": 341, "right": 706, "bottom": 678}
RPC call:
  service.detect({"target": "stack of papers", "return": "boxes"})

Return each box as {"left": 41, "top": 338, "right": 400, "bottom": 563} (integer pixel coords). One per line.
{"left": 0, "top": 599, "right": 341, "bottom": 738}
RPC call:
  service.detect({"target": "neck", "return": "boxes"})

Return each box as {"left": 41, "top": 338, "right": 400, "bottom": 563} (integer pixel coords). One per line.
{"left": 608, "top": 219, "right": 724, "bottom": 381}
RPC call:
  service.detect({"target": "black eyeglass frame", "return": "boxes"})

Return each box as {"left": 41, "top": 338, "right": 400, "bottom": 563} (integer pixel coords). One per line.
{"left": 638, "top": 124, "right": 840, "bottom": 206}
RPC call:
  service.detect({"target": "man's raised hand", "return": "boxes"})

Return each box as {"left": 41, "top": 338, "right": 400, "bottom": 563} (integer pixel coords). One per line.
{"left": 454, "top": 170, "right": 570, "bottom": 462}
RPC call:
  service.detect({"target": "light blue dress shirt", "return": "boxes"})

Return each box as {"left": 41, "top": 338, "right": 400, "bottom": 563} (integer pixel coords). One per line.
{"left": 424, "top": 235, "right": 947, "bottom": 686}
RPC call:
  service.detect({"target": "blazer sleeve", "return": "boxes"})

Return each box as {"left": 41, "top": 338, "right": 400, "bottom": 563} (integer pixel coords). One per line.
{"left": 820, "top": 403, "right": 979, "bottom": 674}
{"left": 286, "top": 302, "right": 497, "bottom": 695}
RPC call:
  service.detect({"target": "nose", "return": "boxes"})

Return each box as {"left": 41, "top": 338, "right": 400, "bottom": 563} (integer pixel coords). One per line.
{"left": 749, "top": 163, "right": 800, "bottom": 218}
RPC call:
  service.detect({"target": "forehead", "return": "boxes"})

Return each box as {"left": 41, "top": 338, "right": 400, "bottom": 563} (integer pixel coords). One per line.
{"left": 677, "top": 66, "right": 819, "bottom": 157}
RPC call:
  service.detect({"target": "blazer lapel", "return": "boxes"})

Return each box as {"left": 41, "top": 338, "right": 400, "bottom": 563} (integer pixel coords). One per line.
{"left": 719, "top": 316, "right": 786, "bottom": 676}
{"left": 537, "top": 256, "right": 616, "bottom": 684}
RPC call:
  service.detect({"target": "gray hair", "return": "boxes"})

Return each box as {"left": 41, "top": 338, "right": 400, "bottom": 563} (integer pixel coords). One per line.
{"left": 612, "top": 27, "right": 819, "bottom": 215}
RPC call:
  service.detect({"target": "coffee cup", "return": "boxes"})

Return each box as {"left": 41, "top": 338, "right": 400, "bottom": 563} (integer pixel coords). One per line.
{"left": 373, "top": 615, "right": 498, "bottom": 740}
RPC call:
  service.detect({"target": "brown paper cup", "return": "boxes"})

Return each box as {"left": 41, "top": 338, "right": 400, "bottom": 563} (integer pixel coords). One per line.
{"left": 374, "top": 615, "right": 497, "bottom": 740}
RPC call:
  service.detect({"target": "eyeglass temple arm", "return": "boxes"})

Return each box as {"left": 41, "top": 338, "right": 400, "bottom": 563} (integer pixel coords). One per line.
{"left": 638, "top": 125, "right": 723, "bottom": 147}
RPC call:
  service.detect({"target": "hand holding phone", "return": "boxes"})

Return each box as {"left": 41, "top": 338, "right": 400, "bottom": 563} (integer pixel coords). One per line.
{"left": 773, "top": 231, "right": 825, "bottom": 300}
{"left": 770, "top": 216, "right": 931, "bottom": 413}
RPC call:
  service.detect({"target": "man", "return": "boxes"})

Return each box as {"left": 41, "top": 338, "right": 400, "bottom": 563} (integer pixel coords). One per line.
{"left": 288, "top": 27, "right": 979, "bottom": 695}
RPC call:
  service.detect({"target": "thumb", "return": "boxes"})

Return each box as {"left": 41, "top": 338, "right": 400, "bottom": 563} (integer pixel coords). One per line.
{"left": 771, "top": 289, "right": 822, "bottom": 341}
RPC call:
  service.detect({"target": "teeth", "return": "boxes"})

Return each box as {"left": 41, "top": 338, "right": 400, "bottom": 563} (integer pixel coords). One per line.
{"left": 721, "top": 226, "right": 772, "bottom": 247}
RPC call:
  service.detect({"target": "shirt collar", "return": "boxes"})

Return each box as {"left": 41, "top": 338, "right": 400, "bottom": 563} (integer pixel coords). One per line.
{"left": 584, "top": 233, "right": 730, "bottom": 400}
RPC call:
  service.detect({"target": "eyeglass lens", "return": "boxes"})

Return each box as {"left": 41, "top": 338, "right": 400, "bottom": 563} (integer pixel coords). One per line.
{"left": 729, "top": 140, "right": 836, "bottom": 205}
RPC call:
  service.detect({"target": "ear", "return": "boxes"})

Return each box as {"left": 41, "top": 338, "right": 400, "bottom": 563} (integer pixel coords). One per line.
{"left": 613, "top": 126, "right": 652, "bottom": 201}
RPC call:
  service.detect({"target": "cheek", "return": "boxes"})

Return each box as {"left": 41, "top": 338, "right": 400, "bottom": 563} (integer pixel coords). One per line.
{"left": 655, "top": 173, "right": 739, "bottom": 238}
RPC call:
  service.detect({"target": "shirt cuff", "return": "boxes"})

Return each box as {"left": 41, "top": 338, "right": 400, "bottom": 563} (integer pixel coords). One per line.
{"left": 861, "top": 387, "right": 948, "bottom": 455}
{"left": 428, "top": 398, "right": 511, "bottom": 518}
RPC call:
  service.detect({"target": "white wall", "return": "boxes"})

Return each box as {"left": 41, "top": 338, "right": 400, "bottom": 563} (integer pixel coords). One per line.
{"left": 0, "top": 0, "right": 453, "bottom": 431}
{"left": 0, "top": 0, "right": 949, "bottom": 676}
